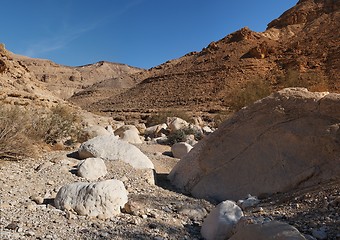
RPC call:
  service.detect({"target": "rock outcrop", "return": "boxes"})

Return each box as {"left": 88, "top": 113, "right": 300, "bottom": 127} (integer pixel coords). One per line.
{"left": 169, "top": 88, "right": 340, "bottom": 201}
{"left": 54, "top": 180, "right": 128, "bottom": 219}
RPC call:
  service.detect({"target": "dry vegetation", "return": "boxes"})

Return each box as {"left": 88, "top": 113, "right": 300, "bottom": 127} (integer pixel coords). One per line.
{"left": 0, "top": 105, "right": 80, "bottom": 160}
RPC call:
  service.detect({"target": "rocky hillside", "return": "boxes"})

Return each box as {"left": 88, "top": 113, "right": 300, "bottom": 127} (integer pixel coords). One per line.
{"left": 88, "top": 0, "right": 339, "bottom": 116}
{"left": 12, "top": 53, "right": 143, "bottom": 102}
{"left": 0, "top": 44, "right": 62, "bottom": 107}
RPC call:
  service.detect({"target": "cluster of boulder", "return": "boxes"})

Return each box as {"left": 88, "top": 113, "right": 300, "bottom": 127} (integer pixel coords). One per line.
{"left": 200, "top": 198, "right": 308, "bottom": 240}
{"left": 54, "top": 129, "right": 155, "bottom": 219}
{"left": 52, "top": 88, "right": 339, "bottom": 239}
{"left": 53, "top": 114, "right": 212, "bottom": 220}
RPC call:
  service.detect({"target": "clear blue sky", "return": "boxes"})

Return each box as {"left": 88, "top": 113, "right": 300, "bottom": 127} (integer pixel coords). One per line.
{"left": 2, "top": 0, "right": 297, "bottom": 69}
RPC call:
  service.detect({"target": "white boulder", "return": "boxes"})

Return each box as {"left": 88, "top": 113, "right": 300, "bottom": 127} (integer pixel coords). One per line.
{"left": 171, "top": 142, "right": 193, "bottom": 159}
{"left": 167, "top": 117, "right": 189, "bottom": 132}
{"left": 78, "top": 135, "right": 154, "bottom": 169}
{"left": 77, "top": 158, "right": 107, "bottom": 180}
{"left": 54, "top": 180, "right": 128, "bottom": 219}
{"left": 114, "top": 125, "right": 140, "bottom": 137}
{"left": 80, "top": 125, "right": 111, "bottom": 142}
{"left": 201, "top": 200, "right": 243, "bottom": 240}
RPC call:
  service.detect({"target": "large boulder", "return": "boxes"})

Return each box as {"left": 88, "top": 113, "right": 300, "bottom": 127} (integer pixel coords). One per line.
{"left": 169, "top": 88, "right": 340, "bottom": 201}
{"left": 77, "top": 158, "right": 107, "bottom": 180}
{"left": 201, "top": 200, "right": 243, "bottom": 240}
{"left": 230, "top": 220, "right": 306, "bottom": 240}
{"left": 54, "top": 180, "right": 128, "bottom": 219}
{"left": 78, "top": 135, "right": 154, "bottom": 169}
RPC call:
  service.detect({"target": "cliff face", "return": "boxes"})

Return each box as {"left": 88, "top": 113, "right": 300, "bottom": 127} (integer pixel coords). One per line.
{"left": 0, "top": 44, "right": 61, "bottom": 107}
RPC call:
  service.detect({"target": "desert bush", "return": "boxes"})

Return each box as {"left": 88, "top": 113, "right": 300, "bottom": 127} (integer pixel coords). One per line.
{"left": 277, "top": 68, "right": 329, "bottom": 92}
{"left": 211, "top": 111, "right": 233, "bottom": 128}
{"left": 0, "top": 106, "right": 32, "bottom": 160}
{"left": 30, "top": 105, "right": 81, "bottom": 144}
{"left": 229, "top": 80, "right": 271, "bottom": 111}
{"left": 167, "top": 127, "right": 203, "bottom": 145}
{"left": 146, "top": 109, "right": 192, "bottom": 127}
{"left": 0, "top": 104, "right": 81, "bottom": 160}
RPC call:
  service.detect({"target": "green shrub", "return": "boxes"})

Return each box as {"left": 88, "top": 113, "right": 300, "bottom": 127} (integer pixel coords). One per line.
{"left": 229, "top": 80, "right": 271, "bottom": 111}
{"left": 276, "top": 68, "right": 329, "bottom": 92}
{"left": 167, "top": 127, "right": 202, "bottom": 145}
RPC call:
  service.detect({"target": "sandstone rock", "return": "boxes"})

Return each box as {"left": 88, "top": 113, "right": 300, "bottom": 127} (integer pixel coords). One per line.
{"left": 144, "top": 123, "right": 167, "bottom": 137}
{"left": 230, "top": 220, "right": 306, "bottom": 240}
{"left": 169, "top": 88, "right": 340, "bottom": 201}
{"left": 0, "top": 59, "right": 7, "bottom": 73}
{"left": 80, "top": 125, "right": 111, "bottom": 142}
{"left": 78, "top": 135, "right": 154, "bottom": 169}
{"left": 177, "top": 205, "right": 207, "bottom": 221}
{"left": 77, "top": 158, "right": 107, "bottom": 180}
{"left": 237, "top": 195, "right": 260, "bottom": 210}
{"left": 114, "top": 125, "right": 140, "bottom": 137}
{"left": 167, "top": 117, "right": 189, "bottom": 132}
{"left": 120, "top": 129, "right": 143, "bottom": 144}
{"left": 171, "top": 142, "right": 193, "bottom": 159}
{"left": 135, "top": 123, "right": 146, "bottom": 135}
{"left": 201, "top": 200, "right": 243, "bottom": 240}
{"left": 105, "top": 125, "right": 114, "bottom": 134}
{"left": 202, "top": 126, "right": 213, "bottom": 134}
{"left": 54, "top": 180, "right": 128, "bottom": 219}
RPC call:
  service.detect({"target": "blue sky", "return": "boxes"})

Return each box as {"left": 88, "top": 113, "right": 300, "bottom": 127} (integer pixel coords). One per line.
{"left": 2, "top": 0, "right": 297, "bottom": 69}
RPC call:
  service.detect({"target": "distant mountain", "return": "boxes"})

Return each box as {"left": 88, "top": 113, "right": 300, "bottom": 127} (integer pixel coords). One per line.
{"left": 11, "top": 53, "right": 141, "bottom": 100}
{"left": 88, "top": 0, "right": 339, "bottom": 116}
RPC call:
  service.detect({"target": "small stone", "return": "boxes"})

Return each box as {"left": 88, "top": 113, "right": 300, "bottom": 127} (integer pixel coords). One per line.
{"left": 141, "top": 214, "right": 148, "bottom": 219}
{"left": 154, "top": 237, "right": 165, "bottom": 240}
{"left": 35, "top": 162, "right": 53, "bottom": 171}
{"left": 25, "top": 231, "right": 35, "bottom": 237}
{"left": 47, "top": 180, "right": 54, "bottom": 185}
{"left": 120, "top": 176, "right": 129, "bottom": 182}
{"left": 25, "top": 203, "right": 37, "bottom": 211}
{"left": 252, "top": 207, "right": 263, "bottom": 213}
{"left": 5, "top": 222, "right": 19, "bottom": 230}
{"left": 45, "top": 234, "right": 53, "bottom": 239}
{"left": 30, "top": 195, "right": 44, "bottom": 204}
